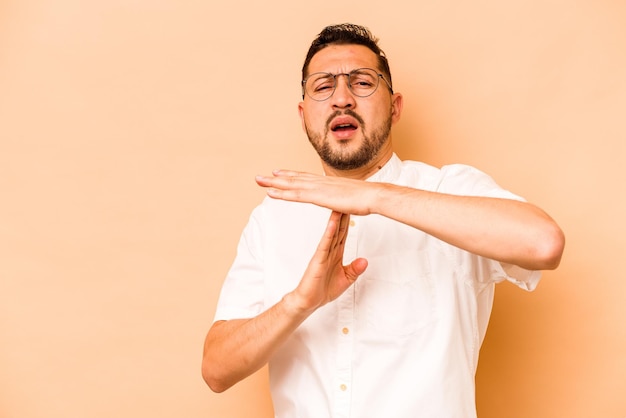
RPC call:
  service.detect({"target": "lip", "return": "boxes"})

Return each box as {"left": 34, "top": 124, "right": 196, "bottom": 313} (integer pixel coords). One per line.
{"left": 330, "top": 115, "right": 359, "bottom": 131}
{"left": 329, "top": 115, "right": 359, "bottom": 140}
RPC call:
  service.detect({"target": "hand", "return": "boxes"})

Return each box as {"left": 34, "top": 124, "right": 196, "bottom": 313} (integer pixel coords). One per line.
{"left": 287, "top": 211, "right": 368, "bottom": 314}
{"left": 255, "top": 170, "right": 379, "bottom": 216}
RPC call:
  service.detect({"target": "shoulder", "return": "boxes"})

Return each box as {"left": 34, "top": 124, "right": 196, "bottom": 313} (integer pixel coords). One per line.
{"left": 399, "top": 159, "right": 485, "bottom": 179}
{"left": 398, "top": 159, "right": 523, "bottom": 199}
{"left": 394, "top": 159, "right": 480, "bottom": 190}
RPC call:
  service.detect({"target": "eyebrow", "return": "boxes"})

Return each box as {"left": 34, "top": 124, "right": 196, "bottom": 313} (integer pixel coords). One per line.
{"left": 309, "top": 68, "right": 380, "bottom": 76}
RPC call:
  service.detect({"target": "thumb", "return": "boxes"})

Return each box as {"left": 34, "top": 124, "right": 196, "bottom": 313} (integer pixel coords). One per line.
{"left": 344, "top": 258, "right": 368, "bottom": 283}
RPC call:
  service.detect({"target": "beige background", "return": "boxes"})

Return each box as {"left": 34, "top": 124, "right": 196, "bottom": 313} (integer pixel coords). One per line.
{"left": 1, "top": 1, "right": 625, "bottom": 417}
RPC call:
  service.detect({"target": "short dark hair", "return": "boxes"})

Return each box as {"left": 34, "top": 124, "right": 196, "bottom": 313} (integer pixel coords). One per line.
{"left": 301, "top": 23, "right": 393, "bottom": 89}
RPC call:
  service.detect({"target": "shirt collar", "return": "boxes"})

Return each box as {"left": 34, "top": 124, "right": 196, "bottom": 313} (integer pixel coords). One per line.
{"left": 366, "top": 153, "right": 402, "bottom": 183}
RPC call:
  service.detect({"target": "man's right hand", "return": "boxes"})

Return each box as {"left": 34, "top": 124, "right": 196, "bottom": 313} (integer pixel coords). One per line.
{"left": 285, "top": 211, "right": 368, "bottom": 315}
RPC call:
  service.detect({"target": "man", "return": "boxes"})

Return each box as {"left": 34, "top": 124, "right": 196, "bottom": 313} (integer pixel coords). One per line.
{"left": 202, "top": 23, "right": 565, "bottom": 417}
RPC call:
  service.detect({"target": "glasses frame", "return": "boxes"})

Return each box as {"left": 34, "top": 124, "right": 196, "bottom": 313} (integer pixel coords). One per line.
{"left": 301, "top": 67, "right": 394, "bottom": 101}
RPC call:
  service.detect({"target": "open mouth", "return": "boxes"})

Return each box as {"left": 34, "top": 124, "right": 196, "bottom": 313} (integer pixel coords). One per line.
{"left": 332, "top": 123, "right": 357, "bottom": 132}
{"left": 330, "top": 116, "right": 359, "bottom": 133}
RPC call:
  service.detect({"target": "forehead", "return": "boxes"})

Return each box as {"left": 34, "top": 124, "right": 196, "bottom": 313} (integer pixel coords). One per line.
{"left": 308, "top": 44, "right": 380, "bottom": 74}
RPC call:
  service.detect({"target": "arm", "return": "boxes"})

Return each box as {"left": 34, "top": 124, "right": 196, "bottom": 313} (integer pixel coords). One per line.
{"left": 202, "top": 211, "right": 367, "bottom": 392}
{"left": 375, "top": 184, "right": 564, "bottom": 270}
{"left": 255, "top": 171, "right": 565, "bottom": 271}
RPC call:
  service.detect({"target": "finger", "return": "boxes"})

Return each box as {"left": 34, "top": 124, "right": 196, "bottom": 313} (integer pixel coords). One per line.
{"left": 255, "top": 175, "right": 276, "bottom": 187}
{"left": 329, "top": 211, "right": 347, "bottom": 250}
{"left": 335, "top": 213, "right": 350, "bottom": 247}
{"left": 326, "top": 212, "right": 344, "bottom": 250}
{"left": 271, "top": 169, "right": 317, "bottom": 178}
{"left": 344, "top": 258, "right": 368, "bottom": 283}
{"left": 255, "top": 175, "right": 299, "bottom": 201}
{"left": 315, "top": 211, "right": 342, "bottom": 255}
{"left": 255, "top": 174, "right": 306, "bottom": 191}
{"left": 255, "top": 174, "right": 302, "bottom": 187}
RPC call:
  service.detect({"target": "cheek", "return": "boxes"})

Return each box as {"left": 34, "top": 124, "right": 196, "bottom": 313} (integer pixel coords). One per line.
{"left": 302, "top": 107, "right": 326, "bottom": 130}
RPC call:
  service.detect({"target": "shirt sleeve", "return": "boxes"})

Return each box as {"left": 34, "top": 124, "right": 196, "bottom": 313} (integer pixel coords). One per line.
{"left": 437, "top": 164, "right": 541, "bottom": 291}
{"left": 213, "top": 206, "right": 266, "bottom": 322}
{"left": 498, "top": 262, "right": 541, "bottom": 291}
{"left": 458, "top": 251, "right": 541, "bottom": 292}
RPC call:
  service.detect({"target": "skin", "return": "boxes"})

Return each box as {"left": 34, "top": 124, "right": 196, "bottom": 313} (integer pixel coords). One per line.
{"left": 202, "top": 44, "right": 565, "bottom": 393}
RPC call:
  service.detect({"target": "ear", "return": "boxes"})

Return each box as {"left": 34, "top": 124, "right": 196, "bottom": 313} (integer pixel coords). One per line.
{"left": 297, "top": 101, "right": 306, "bottom": 132}
{"left": 390, "top": 92, "right": 403, "bottom": 125}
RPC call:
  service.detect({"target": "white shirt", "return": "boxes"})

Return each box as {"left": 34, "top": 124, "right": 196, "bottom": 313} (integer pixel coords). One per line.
{"left": 214, "top": 154, "right": 540, "bottom": 418}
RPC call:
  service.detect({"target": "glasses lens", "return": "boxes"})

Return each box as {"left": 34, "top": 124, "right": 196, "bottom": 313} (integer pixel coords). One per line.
{"left": 348, "top": 69, "right": 379, "bottom": 97}
{"left": 305, "top": 73, "right": 335, "bottom": 101}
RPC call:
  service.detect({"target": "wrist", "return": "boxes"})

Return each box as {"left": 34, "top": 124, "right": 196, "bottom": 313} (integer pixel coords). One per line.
{"left": 281, "top": 290, "right": 316, "bottom": 319}
{"left": 367, "top": 182, "right": 389, "bottom": 215}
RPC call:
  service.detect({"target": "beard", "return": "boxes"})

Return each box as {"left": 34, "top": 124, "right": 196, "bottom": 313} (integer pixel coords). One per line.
{"left": 304, "top": 109, "right": 392, "bottom": 171}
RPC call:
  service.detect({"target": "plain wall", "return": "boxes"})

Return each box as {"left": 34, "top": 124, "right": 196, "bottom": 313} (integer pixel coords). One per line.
{"left": 1, "top": 1, "right": 625, "bottom": 417}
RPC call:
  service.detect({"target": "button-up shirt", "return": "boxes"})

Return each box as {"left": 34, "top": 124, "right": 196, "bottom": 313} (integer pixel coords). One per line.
{"left": 214, "top": 154, "right": 540, "bottom": 418}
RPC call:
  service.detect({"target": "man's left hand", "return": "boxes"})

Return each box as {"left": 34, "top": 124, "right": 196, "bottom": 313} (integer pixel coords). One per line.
{"left": 255, "top": 170, "right": 379, "bottom": 216}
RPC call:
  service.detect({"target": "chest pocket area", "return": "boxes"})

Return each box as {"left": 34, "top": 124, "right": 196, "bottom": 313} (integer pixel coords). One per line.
{"left": 355, "top": 248, "right": 435, "bottom": 338}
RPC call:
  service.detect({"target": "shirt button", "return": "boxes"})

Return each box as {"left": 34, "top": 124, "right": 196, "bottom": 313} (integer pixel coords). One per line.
{"left": 342, "top": 327, "right": 349, "bottom": 335}
{"left": 340, "top": 384, "right": 347, "bottom": 391}
{"left": 349, "top": 220, "right": 355, "bottom": 227}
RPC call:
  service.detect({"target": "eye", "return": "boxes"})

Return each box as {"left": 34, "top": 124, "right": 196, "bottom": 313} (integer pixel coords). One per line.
{"left": 353, "top": 79, "right": 374, "bottom": 87}
{"left": 314, "top": 83, "right": 333, "bottom": 92}
{"left": 350, "top": 71, "right": 377, "bottom": 89}
{"left": 310, "top": 75, "right": 335, "bottom": 93}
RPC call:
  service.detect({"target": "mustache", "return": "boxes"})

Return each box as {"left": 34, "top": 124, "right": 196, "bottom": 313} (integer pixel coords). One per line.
{"left": 325, "top": 109, "right": 365, "bottom": 129}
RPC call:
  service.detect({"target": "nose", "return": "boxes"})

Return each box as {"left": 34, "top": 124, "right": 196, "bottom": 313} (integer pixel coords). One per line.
{"left": 330, "top": 74, "right": 356, "bottom": 109}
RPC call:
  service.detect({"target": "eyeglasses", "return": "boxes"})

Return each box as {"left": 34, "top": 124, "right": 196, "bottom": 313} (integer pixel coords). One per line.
{"left": 302, "top": 67, "right": 393, "bottom": 101}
